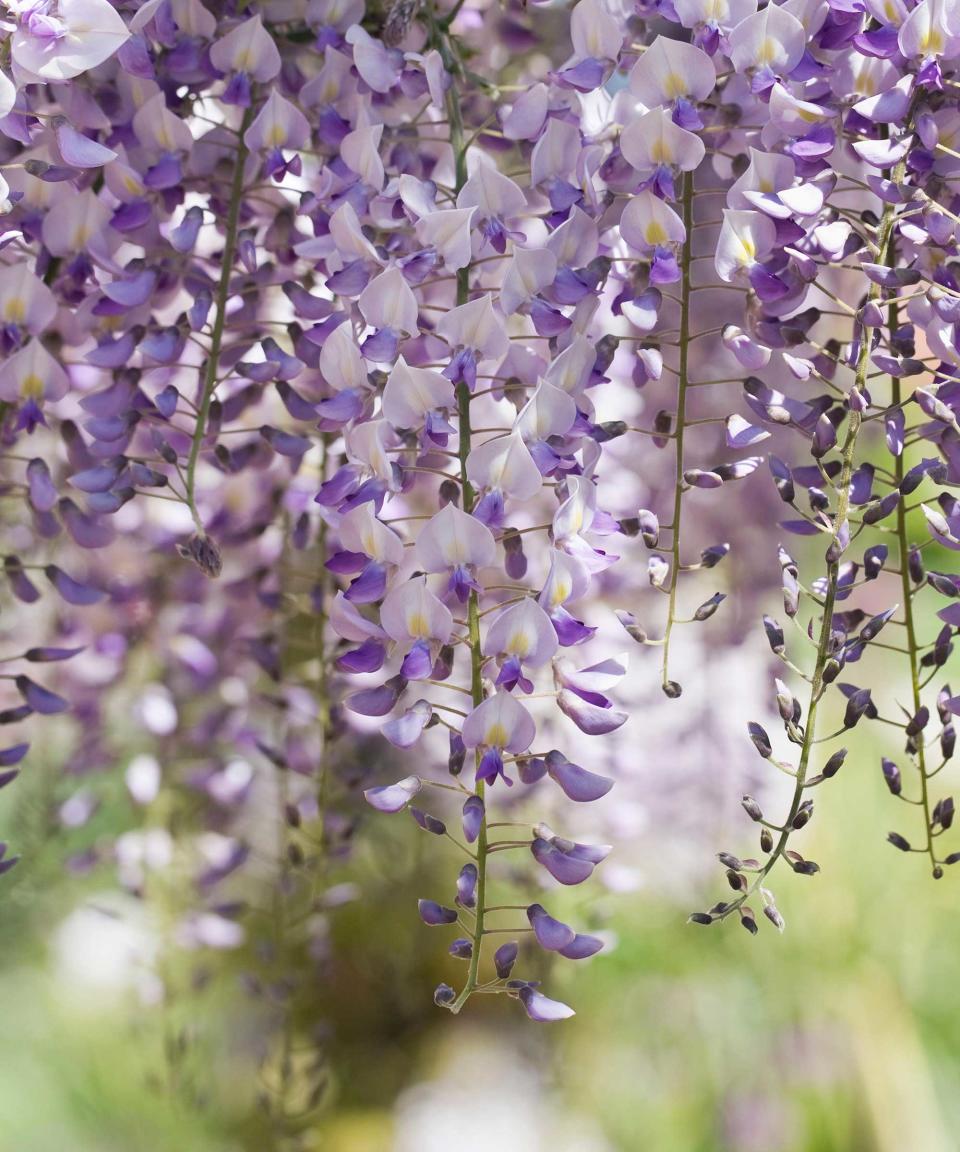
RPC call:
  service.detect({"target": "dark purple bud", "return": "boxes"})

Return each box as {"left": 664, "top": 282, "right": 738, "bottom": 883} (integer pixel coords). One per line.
{"left": 434, "top": 983, "right": 456, "bottom": 1007}
{"left": 881, "top": 758, "right": 902, "bottom": 796}
{"left": 410, "top": 807, "right": 446, "bottom": 835}
{"left": 864, "top": 545, "right": 887, "bottom": 580}
{"left": 653, "top": 409, "right": 673, "bottom": 446}
{"left": 748, "top": 722, "right": 773, "bottom": 758}
{"left": 527, "top": 903, "right": 576, "bottom": 951}
{"left": 700, "top": 544, "right": 730, "bottom": 569}
{"left": 544, "top": 750, "right": 613, "bottom": 802}
{"left": 449, "top": 731, "right": 466, "bottom": 776}
{"left": 909, "top": 547, "right": 925, "bottom": 586}
{"left": 5, "top": 557, "right": 40, "bottom": 604}
{"left": 0, "top": 744, "right": 28, "bottom": 767}
{"left": 637, "top": 509, "right": 659, "bottom": 547}
{"left": 792, "top": 800, "right": 814, "bottom": 830}
{"left": 24, "top": 647, "right": 84, "bottom": 663}
{"left": 775, "top": 679, "right": 799, "bottom": 724}
{"left": 260, "top": 425, "right": 312, "bottom": 457}
{"left": 438, "top": 479, "right": 460, "bottom": 508}
{"left": 336, "top": 640, "right": 385, "bottom": 674}
{"left": 862, "top": 491, "right": 899, "bottom": 524}
{"left": 811, "top": 414, "right": 837, "bottom": 458}
{"left": 741, "top": 795, "right": 763, "bottom": 821}
{"left": 860, "top": 608, "right": 895, "bottom": 643}
{"left": 69, "top": 462, "right": 123, "bottom": 493}
{"left": 345, "top": 675, "right": 406, "bottom": 717}
{"left": 684, "top": 468, "right": 723, "bottom": 489}
{"left": 843, "top": 688, "right": 872, "bottom": 728}
{"left": 177, "top": 534, "right": 223, "bottom": 578}
{"left": 448, "top": 939, "right": 473, "bottom": 959}
{"left": 0, "top": 707, "right": 32, "bottom": 725}
{"left": 769, "top": 456, "right": 795, "bottom": 503}
{"left": 615, "top": 610, "right": 647, "bottom": 645}
{"left": 887, "top": 832, "right": 911, "bottom": 852}
{"left": 502, "top": 528, "right": 527, "bottom": 580}
{"left": 763, "top": 904, "right": 785, "bottom": 932}
{"left": 44, "top": 562, "right": 105, "bottom": 608}
{"left": 933, "top": 797, "right": 955, "bottom": 831}
{"left": 518, "top": 756, "right": 547, "bottom": 784}
{"left": 693, "top": 593, "right": 725, "bottom": 622}
{"left": 16, "top": 676, "right": 69, "bottom": 715}
{"left": 345, "top": 562, "right": 388, "bottom": 605}
{"left": 461, "top": 795, "right": 484, "bottom": 843}
{"left": 59, "top": 498, "right": 115, "bottom": 549}
{"left": 26, "top": 459, "right": 58, "bottom": 512}
{"left": 418, "top": 900, "right": 458, "bottom": 926}
{"left": 823, "top": 748, "right": 847, "bottom": 777}
{"left": 494, "top": 941, "right": 519, "bottom": 979}
{"left": 928, "top": 572, "right": 959, "bottom": 598}
{"left": 456, "top": 863, "right": 478, "bottom": 908}
{"left": 763, "top": 616, "right": 785, "bottom": 654}
{"left": 905, "top": 707, "right": 929, "bottom": 738}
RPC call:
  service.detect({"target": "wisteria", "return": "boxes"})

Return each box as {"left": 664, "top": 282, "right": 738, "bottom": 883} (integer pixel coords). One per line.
{"left": 0, "top": 0, "right": 959, "bottom": 1127}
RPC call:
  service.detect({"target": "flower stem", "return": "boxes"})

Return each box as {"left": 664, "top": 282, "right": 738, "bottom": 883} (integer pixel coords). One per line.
{"left": 661, "top": 170, "right": 694, "bottom": 697}
{"left": 431, "top": 13, "right": 488, "bottom": 1014}
{"left": 184, "top": 109, "right": 252, "bottom": 533}
{"left": 893, "top": 419, "right": 938, "bottom": 875}
{"left": 890, "top": 246, "right": 938, "bottom": 875}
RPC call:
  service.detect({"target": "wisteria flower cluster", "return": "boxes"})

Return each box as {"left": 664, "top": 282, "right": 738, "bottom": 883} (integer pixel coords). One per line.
{"left": 0, "top": 0, "right": 959, "bottom": 1087}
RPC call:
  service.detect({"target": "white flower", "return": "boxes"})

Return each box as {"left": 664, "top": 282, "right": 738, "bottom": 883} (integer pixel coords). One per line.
{"left": 10, "top": 0, "right": 129, "bottom": 83}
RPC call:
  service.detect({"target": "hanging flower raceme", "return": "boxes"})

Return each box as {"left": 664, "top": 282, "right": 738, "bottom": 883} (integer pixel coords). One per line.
{"left": 320, "top": 0, "right": 659, "bottom": 1021}
{"left": 679, "top": 0, "right": 960, "bottom": 929}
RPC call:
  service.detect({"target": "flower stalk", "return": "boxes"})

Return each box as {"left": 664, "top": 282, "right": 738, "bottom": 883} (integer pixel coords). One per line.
{"left": 660, "top": 169, "right": 694, "bottom": 699}
{"left": 184, "top": 109, "right": 252, "bottom": 536}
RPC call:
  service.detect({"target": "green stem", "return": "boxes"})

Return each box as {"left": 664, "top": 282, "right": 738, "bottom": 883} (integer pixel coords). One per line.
{"left": 314, "top": 435, "right": 333, "bottom": 854}
{"left": 893, "top": 410, "right": 938, "bottom": 875}
{"left": 184, "top": 110, "right": 252, "bottom": 533}
{"left": 431, "top": 9, "right": 487, "bottom": 1016}
{"left": 660, "top": 170, "right": 694, "bottom": 697}
{"left": 891, "top": 309, "right": 938, "bottom": 877}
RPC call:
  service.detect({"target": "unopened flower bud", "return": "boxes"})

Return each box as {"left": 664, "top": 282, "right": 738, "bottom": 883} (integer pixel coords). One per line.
{"left": 741, "top": 795, "right": 763, "bottom": 821}
{"left": 177, "top": 533, "right": 223, "bottom": 578}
